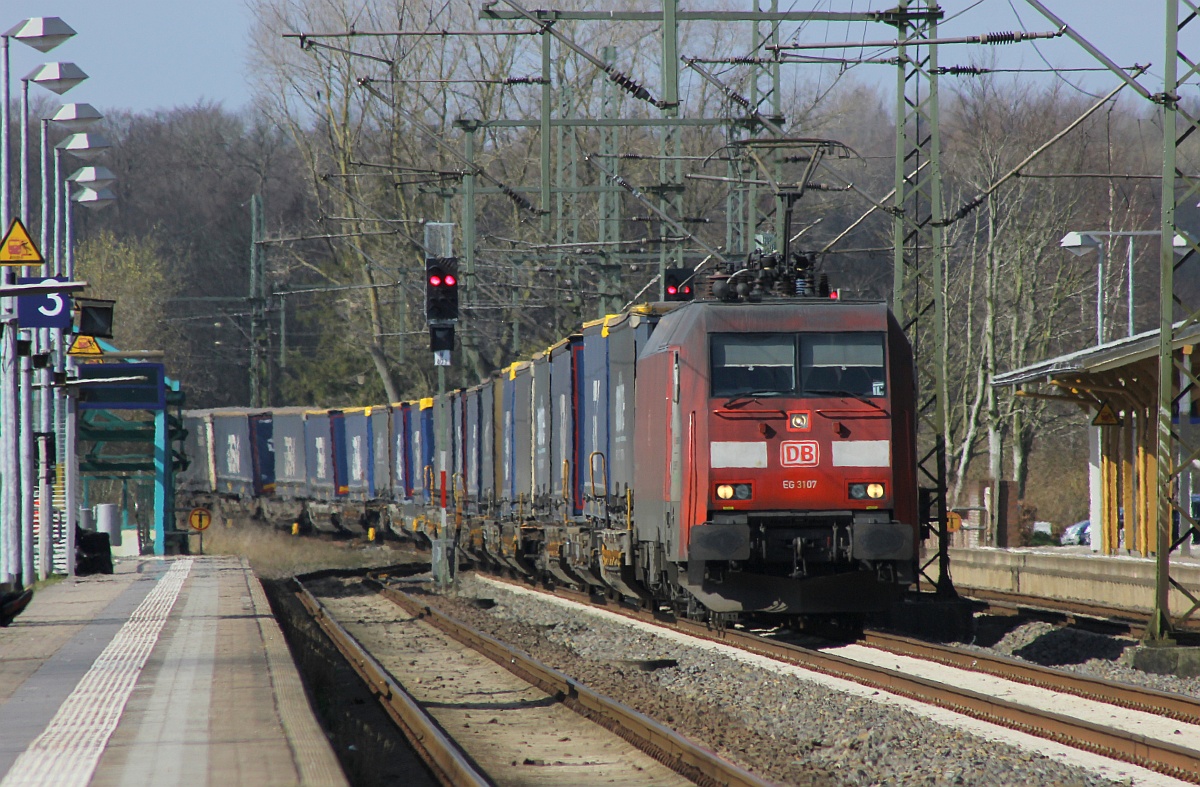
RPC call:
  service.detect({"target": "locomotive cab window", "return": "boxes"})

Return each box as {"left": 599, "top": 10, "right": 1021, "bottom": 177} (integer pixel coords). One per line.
{"left": 800, "top": 334, "right": 886, "bottom": 398}
{"left": 710, "top": 333, "right": 797, "bottom": 397}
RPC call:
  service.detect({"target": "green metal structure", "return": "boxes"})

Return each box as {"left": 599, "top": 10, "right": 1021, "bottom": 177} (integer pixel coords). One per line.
{"left": 76, "top": 338, "right": 185, "bottom": 556}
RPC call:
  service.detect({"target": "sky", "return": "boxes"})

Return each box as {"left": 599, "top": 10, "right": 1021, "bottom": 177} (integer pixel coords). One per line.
{"left": 4, "top": 0, "right": 256, "bottom": 115}
{"left": 0, "top": 2, "right": 1187, "bottom": 116}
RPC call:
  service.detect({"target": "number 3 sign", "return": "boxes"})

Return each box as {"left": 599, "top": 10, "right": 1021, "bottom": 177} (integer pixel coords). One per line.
{"left": 17, "top": 276, "right": 72, "bottom": 329}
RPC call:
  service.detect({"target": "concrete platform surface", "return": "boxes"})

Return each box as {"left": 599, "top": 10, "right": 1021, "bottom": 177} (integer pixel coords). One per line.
{"left": 931, "top": 546, "right": 1200, "bottom": 615}
{"left": 0, "top": 556, "right": 347, "bottom": 787}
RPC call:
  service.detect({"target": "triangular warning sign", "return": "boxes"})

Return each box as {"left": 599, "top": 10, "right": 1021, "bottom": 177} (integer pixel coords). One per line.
{"left": 1092, "top": 402, "right": 1122, "bottom": 426}
{"left": 68, "top": 334, "right": 103, "bottom": 356}
{"left": 0, "top": 218, "right": 44, "bottom": 266}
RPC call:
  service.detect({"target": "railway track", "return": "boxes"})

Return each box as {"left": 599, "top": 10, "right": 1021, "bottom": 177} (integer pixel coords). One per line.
{"left": 293, "top": 570, "right": 771, "bottom": 787}
{"left": 948, "top": 584, "right": 1200, "bottom": 641}
{"left": 477, "top": 573, "right": 1200, "bottom": 784}
{"left": 861, "top": 629, "right": 1200, "bottom": 726}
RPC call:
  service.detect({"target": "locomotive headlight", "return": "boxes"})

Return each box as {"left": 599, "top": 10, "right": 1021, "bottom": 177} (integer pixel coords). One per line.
{"left": 734, "top": 483, "right": 752, "bottom": 500}
{"left": 866, "top": 482, "right": 885, "bottom": 499}
{"left": 848, "top": 483, "right": 868, "bottom": 500}
{"left": 716, "top": 484, "right": 735, "bottom": 500}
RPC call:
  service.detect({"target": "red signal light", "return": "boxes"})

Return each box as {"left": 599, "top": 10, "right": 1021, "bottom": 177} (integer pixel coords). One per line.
{"left": 663, "top": 268, "right": 694, "bottom": 301}
{"left": 444, "top": 274, "right": 457, "bottom": 286}
{"left": 429, "top": 275, "right": 443, "bottom": 287}
{"left": 829, "top": 289, "right": 840, "bottom": 300}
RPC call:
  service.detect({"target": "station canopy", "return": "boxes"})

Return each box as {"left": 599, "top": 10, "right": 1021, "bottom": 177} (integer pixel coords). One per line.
{"left": 994, "top": 321, "right": 1200, "bottom": 401}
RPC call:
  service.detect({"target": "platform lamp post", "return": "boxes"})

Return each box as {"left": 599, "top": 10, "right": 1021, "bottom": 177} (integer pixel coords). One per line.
{"left": 35, "top": 108, "right": 103, "bottom": 578}
{"left": 17, "top": 67, "right": 87, "bottom": 584}
{"left": 0, "top": 17, "right": 76, "bottom": 586}
{"left": 53, "top": 136, "right": 111, "bottom": 577}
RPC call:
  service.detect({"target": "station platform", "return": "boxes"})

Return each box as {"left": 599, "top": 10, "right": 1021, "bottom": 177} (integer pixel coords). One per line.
{"left": 932, "top": 545, "right": 1200, "bottom": 614}
{"left": 0, "top": 556, "right": 347, "bottom": 787}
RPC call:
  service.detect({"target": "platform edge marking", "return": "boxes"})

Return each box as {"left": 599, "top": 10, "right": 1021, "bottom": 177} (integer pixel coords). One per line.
{"left": 0, "top": 559, "right": 193, "bottom": 787}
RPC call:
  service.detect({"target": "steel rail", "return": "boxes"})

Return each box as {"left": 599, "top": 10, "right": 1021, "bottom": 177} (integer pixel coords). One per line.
{"left": 861, "top": 629, "right": 1200, "bottom": 727}
{"left": 479, "top": 575, "right": 1200, "bottom": 783}
{"left": 291, "top": 578, "right": 489, "bottom": 787}
{"left": 364, "top": 576, "right": 772, "bottom": 787}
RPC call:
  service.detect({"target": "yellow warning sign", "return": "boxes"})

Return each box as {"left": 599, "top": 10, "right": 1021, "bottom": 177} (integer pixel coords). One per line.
{"left": 1093, "top": 402, "right": 1123, "bottom": 427}
{"left": 946, "top": 511, "right": 963, "bottom": 533}
{"left": 68, "top": 334, "right": 103, "bottom": 356}
{"left": 0, "top": 218, "right": 44, "bottom": 266}
{"left": 188, "top": 507, "right": 212, "bottom": 531}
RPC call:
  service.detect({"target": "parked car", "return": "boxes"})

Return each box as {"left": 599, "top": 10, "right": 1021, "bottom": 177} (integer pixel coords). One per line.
{"left": 1061, "top": 519, "right": 1091, "bottom": 546}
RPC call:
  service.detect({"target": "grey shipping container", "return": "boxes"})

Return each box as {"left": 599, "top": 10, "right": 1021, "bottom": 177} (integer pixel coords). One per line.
{"left": 512, "top": 362, "right": 534, "bottom": 510}
{"left": 606, "top": 311, "right": 659, "bottom": 495}
{"left": 371, "top": 406, "right": 392, "bottom": 499}
{"left": 343, "top": 408, "right": 372, "bottom": 500}
{"left": 178, "top": 412, "right": 213, "bottom": 493}
{"left": 212, "top": 410, "right": 254, "bottom": 497}
{"left": 451, "top": 391, "right": 464, "bottom": 495}
{"left": 531, "top": 351, "right": 552, "bottom": 511}
{"left": 581, "top": 322, "right": 610, "bottom": 519}
{"left": 464, "top": 386, "right": 481, "bottom": 512}
{"left": 549, "top": 339, "right": 579, "bottom": 516}
{"left": 480, "top": 381, "right": 496, "bottom": 509}
{"left": 305, "top": 411, "right": 335, "bottom": 496}
{"left": 273, "top": 408, "right": 310, "bottom": 499}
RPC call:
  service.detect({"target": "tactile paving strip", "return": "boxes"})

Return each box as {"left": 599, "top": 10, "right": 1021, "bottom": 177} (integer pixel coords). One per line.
{"left": 0, "top": 559, "right": 193, "bottom": 787}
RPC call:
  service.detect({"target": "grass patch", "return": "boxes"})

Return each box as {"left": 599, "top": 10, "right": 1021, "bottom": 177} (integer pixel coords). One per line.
{"left": 198, "top": 523, "right": 421, "bottom": 580}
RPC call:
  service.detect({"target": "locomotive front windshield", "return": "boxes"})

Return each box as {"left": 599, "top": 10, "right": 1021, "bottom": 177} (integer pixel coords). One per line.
{"left": 711, "top": 332, "right": 886, "bottom": 398}
{"left": 801, "top": 334, "right": 886, "bottom": 397}
{"left": 711, "top": 333, "right": 797, "bottom": 396}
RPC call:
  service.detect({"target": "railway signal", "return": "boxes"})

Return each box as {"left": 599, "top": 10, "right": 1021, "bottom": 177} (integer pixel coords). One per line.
{"left": 425, "top": 258, "right": 459, "bottom": 322}
{"left": 429, "top": 324, "right": 455, "bottom": 353}
{"left": 663, "top": 268, "right": 694, "bottom": 301}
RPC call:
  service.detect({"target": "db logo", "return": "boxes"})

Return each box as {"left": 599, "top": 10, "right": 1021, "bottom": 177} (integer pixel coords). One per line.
{"left": 781, "top": 441, "right": 819, "bottom": 467}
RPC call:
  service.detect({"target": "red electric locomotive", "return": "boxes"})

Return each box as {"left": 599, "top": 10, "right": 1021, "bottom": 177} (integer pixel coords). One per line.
{"left": 632, "top": 297, "right": 918, "bottom": 616}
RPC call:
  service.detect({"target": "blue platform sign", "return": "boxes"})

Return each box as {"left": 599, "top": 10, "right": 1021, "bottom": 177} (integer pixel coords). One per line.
{"left": 17, "top": 276, "right": 72, "bottom": 329}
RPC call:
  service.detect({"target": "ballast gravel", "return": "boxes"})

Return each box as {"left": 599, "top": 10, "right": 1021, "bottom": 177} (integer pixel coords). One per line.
{"left": 967, "top": 619, "right": 1200, "bottom": 700}
{"left": 416, "top": 575, "right": 1122, "bottom": 787}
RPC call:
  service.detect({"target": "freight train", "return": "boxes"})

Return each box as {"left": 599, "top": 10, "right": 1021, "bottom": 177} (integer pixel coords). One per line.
{"left": 180, "top": 278, "right": 921, "bottom": 620}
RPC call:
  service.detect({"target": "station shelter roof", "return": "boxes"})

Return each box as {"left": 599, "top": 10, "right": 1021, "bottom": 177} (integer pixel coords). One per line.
{"left": 992, "top": 320, "right": 1200, "bottom": 558}
{"left": 993, "top": 320, "right": 1200, "bottom": 403}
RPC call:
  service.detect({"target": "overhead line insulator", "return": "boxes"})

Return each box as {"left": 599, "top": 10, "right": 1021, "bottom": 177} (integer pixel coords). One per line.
{"left": 979, "top": 31, "right": 1026, "bottom": 45}
{"left": 604, "top": 66, "right": 651, "bottom": 103}
{"left": 937, "top": 65, "right": 989, "bottom": 76}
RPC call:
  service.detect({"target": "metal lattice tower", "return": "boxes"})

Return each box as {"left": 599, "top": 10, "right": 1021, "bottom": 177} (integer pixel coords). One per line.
{"left": 722, "top": 1, "right": 784, "bottom": 257}
{"left": 886, "top": 2, "right": 954, "bottom": 596}
{"left": 597, "top": 45, "right": 623, "bottom": 316}
{"left": 751, "top": 1, "right": 784, "bottom": 247}
{"left": 1150, "top": 0, "right": 1200, "bottom": 641}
